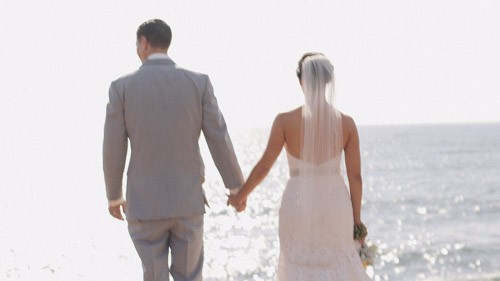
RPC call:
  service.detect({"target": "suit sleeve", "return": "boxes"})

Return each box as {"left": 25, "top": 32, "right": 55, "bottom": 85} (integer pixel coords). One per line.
{"left": 201, "top": 76, "right": 244, "bottom": 190}
{"left": 103, "top": 82, "right": 128, "bottom": 201}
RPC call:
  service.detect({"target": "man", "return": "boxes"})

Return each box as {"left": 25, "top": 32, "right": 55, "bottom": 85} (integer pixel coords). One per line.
{"left": 103, "top": 19, "right": 245, "bottom": 281}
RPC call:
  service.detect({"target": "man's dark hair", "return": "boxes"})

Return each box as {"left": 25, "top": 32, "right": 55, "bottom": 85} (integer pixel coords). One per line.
{"left": 136, "top": 19, "right": 172, "bottom": 49}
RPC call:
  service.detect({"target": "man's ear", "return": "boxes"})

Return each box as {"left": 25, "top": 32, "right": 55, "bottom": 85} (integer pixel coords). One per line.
{"left": 139, "top": 36, "right": 148, "bottom": 50}
{"left": 137, "top": 36, "right": 149, "bottom": 51}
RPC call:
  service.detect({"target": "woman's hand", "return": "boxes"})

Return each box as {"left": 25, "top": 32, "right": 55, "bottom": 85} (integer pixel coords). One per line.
{"left": 354, "top": 222, "right": 368, "bottom": 244}
{"left": 227, "top": 194, "right": 247, "bottom": 212}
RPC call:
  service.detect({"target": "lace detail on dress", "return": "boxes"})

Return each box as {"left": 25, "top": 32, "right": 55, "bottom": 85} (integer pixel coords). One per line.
{"left": 277, "top": 152, "right": 371, "bottom": 280}
{"left": 277, "top": 230, "right": 369, "bottom": 281}
{"left": 287, "top": 152, "right": 341, "bottom": 177}
{"left": 277, "top": 253, "right": 370, "bottom": 281}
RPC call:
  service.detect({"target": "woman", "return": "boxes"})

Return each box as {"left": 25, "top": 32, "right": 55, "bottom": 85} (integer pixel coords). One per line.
{"left": 228, "top": 53, "right": 371, "bottom": 280}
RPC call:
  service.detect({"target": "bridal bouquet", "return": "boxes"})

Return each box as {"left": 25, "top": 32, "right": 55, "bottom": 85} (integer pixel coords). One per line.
{"left": 356, "top": 241, "right": 377, "bottom": 268}
{"left": 354, "top": 223, "right": 377, "bottom": 268}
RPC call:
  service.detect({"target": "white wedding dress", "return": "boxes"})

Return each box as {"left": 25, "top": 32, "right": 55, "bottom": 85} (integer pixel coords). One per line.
{"left": 276, "top": 152, "right": 371, "bottom": 281}
{"left": 276, "top": 53, "right": 371, "bottom": 280}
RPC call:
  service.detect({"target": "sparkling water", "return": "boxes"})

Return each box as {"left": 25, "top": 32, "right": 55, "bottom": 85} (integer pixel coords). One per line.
{"left": 203, "top": 123, "right": 500, "bottom": 280}
{"left": 1, "top": 123, "right": 499, "bottom": 280}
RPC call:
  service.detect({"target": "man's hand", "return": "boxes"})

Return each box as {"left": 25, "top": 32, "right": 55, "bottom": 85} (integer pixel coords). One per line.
{"left": 227, "top": 194, "right": 247, "bottom": 212}
{"left": 108, "top": 202, "right": 126, "bottom": 220}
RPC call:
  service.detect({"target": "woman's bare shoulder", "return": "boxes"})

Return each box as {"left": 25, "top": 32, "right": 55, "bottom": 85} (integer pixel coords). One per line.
{"left": 341, "top": 112, "right": 358, "bottom": 132}
{"left": 276, "top": 106, "right": 302, "bottom": 121}
{"left": 284, "top": 106, "right": 302, "bottom": 115}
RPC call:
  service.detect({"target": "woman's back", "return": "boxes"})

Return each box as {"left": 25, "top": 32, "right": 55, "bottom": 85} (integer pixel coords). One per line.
{"left": 279, "top": 106, "right": 354, "bottom": 160}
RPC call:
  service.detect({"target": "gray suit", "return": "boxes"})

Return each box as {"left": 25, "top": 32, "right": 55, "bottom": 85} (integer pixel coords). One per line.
{"left": 103, "top": 58, "right": 244, "bottom": 280}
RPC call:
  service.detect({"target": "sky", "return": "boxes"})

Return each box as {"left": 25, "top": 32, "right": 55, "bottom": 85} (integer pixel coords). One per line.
{"left": 1, "top": 0, "right": 499, "bottom": 199}
{"left": 0, "top": 1, "right": 499, "bottom": 189}
{"left": 1, "top": 0, "right": 499, "bottom": 133}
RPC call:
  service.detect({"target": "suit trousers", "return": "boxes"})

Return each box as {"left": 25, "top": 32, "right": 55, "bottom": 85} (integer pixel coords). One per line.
{"left": 128, "top": 215, "right": 204, "bottom": 281}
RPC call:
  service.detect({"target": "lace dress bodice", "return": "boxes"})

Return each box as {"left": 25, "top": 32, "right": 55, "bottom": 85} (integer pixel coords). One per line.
{"left": 286, "top": 152, "right": 341, "bottom": 177}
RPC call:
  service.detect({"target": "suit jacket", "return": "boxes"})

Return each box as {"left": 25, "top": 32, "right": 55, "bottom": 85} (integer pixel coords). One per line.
{"left": 103, "top": 58, "right": 244, "bottom": 220}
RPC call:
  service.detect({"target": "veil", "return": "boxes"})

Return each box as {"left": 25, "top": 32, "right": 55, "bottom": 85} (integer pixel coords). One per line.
{"left": 298, "top": 53, "right": 342, "bottom": 166}
{"left": 295, "top": 53, "right": 343, "bottom": 256}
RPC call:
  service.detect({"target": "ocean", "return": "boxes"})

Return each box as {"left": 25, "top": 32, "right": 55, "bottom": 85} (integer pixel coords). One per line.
{"left": 201, "top": 123, "right": 500, "bottom": 281}
{"left": 1, "top": 123, "right": 499, "bottom": 280}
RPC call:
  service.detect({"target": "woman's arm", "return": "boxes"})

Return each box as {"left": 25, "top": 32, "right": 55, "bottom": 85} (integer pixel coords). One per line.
{"left": 344, "top": 115, "right": 363, "bottom": 225}
{"left": 228, "top": 114, "right": 286, "bottom": 207}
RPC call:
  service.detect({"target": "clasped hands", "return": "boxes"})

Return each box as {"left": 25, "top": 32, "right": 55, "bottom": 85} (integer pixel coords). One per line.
{"left": 227, "top": 192, "right": 247, "bottom": 212}
{"left": 109, "top": 192, "right": 247, "bottom": 221}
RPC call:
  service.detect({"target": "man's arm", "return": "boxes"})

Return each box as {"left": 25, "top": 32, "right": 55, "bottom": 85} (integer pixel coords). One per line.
{"left": 201, "top": 76, "right": 244, "bottom": 192}
{"left": 103, "top": 82, "right": 128, "bottom": 219}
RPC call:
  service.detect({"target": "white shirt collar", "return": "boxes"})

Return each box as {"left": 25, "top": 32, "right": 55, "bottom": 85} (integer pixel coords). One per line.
{"left": 148, "top": 53, "right": 169, "bottom": 60}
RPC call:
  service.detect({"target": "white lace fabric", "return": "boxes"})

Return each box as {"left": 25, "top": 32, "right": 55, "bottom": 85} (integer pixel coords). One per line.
{"left": 278, "top": 152, "right": 370, "bottom": 280}
{"left": 276, "top": 54, "right": 370, "bottom": 280}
